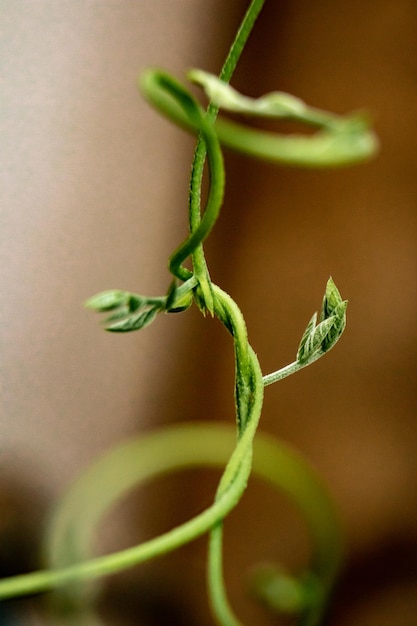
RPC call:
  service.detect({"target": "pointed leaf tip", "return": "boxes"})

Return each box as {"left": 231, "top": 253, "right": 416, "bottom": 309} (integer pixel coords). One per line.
{"left": 85, "top": 290, "right": 127, "bottom": 312}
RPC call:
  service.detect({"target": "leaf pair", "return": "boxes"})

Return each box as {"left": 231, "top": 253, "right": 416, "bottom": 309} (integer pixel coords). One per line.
{"left": 85, "top": 278, "right": 197, "bottom": 332}
{"left": 84, "top": 290, "right": 164, "bottom": 333}
{"left": 297, "top": 278, "right": 347, "bottom": 365}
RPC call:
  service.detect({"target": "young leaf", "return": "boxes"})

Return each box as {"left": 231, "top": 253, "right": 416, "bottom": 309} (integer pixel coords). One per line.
{"left": 296, "top": 312, "right": 317, "bottom": 364}
{"left": 320, "top": 277, "right": 344, "bottom": 322}
{"left": 128, "top": 294, "right": 146, "bottom": 313}
{"left": 296, "top": 278, "right": 348, "bottom": 364}
{"left": 189, "top": 69, "right": 307, "bottom": 119}
{"left": 167, "top": 289, "right": 193, "bottom": 313}
{"left": 321, "top": 300, "right": 348, "bottom": 353}
{"left": 105, "top": 307, "right": 159, "bottom": 333}
{"left": 84, "top": 290, "right": 128, "bottom": 312}
{"left": 297, "top": 316, "right": 335, "bottom": 365}
{"left": 103, "top": 307, "right": 130, "bottom": 324}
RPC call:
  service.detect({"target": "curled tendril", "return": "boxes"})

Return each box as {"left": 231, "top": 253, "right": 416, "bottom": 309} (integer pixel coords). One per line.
{"left": 189, "top": 69, "right": 378, "bottom": 168}
{"left": 139, "top": 70, "right": 226, "bottom": 315}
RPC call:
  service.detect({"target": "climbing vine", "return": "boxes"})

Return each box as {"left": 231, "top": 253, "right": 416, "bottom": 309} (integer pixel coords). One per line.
{"left": 0, "top": 1, "right": 377, "bottom": 624}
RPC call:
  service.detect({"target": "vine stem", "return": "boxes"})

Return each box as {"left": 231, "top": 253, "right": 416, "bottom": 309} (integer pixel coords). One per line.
{"left": 208, "top": 523, "right": 244, "bottom": 626}
{"left": 262, "top": 351, "right": 325, "bottom": 387}
{"left": 207, "top": 280, "right": 337, "bottom": 626}
{"left": 189, "top": 0, "right": 266, "bottom": 291}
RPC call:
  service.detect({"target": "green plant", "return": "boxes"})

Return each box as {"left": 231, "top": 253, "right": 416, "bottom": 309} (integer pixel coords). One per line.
{"left": 0, "top": 1, "right": 377, "bottom": 624}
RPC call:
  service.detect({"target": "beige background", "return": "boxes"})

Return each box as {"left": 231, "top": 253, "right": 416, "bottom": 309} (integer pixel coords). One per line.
{"left": 0, "top": 0, "right": 241, "bottom": 493}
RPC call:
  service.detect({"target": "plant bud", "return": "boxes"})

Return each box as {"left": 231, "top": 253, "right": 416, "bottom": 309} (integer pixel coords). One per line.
{"left": 84, "top": 290, "right": 128, "bottom": 312}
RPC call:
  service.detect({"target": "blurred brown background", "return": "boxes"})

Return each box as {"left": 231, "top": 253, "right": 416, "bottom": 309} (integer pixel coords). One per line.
{"left": 1, "top": 1, "right": 416, "bottom": 625}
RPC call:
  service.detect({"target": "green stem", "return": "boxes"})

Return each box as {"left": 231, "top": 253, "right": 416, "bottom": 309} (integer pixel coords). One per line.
{"left": 140, "top": 69, "right": 225, "bottom": 313}
{"left": 208, "top": 523, "right": 244, "bottom": 626}
{"left": 212, "top": 284, "right": 256, "bottom": 434}
{"left": 262, "top": 352, "right": 325, "bottom": 387}
{"left": 189, "top": 0, "right": 266, "bottom": 273}
{"left": 189, "top": 0, "right": 266, "bottom": 186}
{"left": 171, "top": 0, "right": 267, "bottom": 305}
{"left": 207, "top": 284, "right": 263, "bottom": 626}
{"left": 169, "top": 117, "right": 225, "bottom": 312}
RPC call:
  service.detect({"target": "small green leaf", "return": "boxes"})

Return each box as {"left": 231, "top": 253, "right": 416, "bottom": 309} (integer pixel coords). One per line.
{"left": 128, "top": 294, "right": 146, "bottom": 313}
{"left": 103, "top": 307, "right": 130, "bottom": 323}
{"left": 189, "top": 69, "right": 306, "bottom": 119}
{"left": 297, "top": 316, "right": 335, "bottom": 365}
{"left": 167, "top": 289, "right": 193, "bottom": 313}
{"left": 296, "top": 312, "right": 317, "bottom": 364}
{"left": 321, "top": 300, "right": 348, "bottom": 353}
{"left": 318, "top": 278, "right": 347, "bottom": 352}
{"left": 106, "top": 307, "right": 159, "bottom": 333}
{"left": 84, "top": 290, "right": 128, "bottom": 312}
{"left": 320, "top": 277, "right": 344, "bottom": 322}
{"left": 297, "top": 278, "right": 347, "bottom": 364}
